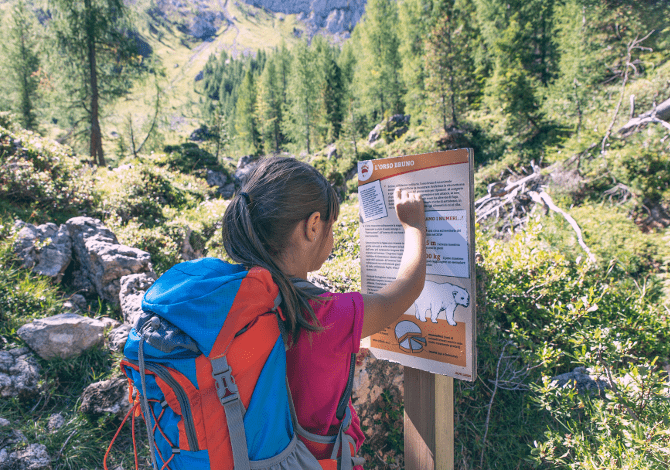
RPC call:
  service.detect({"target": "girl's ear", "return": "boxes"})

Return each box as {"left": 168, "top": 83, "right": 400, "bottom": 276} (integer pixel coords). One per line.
{"left": 304, "top": 211, "right": 322, "bottom": 241}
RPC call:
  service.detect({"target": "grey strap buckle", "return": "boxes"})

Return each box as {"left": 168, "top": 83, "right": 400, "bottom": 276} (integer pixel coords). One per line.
{"left": 211, "top": 356, "right": 239, "bottom": 405}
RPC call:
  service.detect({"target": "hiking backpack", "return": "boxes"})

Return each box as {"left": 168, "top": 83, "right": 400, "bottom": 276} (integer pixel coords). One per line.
{"left": 106, "top": 257, "right": 364, "bottom": 470}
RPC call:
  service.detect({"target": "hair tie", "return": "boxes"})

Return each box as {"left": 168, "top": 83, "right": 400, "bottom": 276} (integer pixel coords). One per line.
{"left": 239, "top": 191, "right": 251, "bottom": 205}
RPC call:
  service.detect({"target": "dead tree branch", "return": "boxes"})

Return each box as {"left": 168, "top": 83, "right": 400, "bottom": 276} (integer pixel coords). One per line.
{"left": 602, "top": 31, "right": 654, "bottom": 152}
{"left": 619, "top": 96, "right": 670, "bottom": 134}
{"left": 529, "top": 191, "right": 597, "bottom": 264}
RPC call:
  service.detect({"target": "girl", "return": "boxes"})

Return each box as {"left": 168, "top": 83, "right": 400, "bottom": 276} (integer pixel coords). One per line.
{"left": 222, "top": 156, "right": 426, "bottom": 469}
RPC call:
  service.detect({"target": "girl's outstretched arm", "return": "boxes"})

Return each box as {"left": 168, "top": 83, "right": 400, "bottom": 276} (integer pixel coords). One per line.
{"left": 361, "top": 188, "right": 427, "bottom": 338}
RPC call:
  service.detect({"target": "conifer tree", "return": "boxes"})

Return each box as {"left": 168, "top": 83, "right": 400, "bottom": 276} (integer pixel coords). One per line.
{"left": 256, "top": 56, "right": 284, "bottom": 154}
{"left": 284, "top": 41, "right": 318, "bottom": 154}
{"left": 353, "top": 0, "right": 404, "bottom": 122}
{"left": 235, "top": 69, "right": 259, "bottom": 154}
{"left": 313, "top": 37, "right": 345, "bottom": 143}
{"left": 48, "top": 0, "right": 140, "bottom": 165}
{"left": 423, "top": 0, "right": 476, "bottom": 131}
{"left": 0, "top": 1, "right": 41, "bottom": 130}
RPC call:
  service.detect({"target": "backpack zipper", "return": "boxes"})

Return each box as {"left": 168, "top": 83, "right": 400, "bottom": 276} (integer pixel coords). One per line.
{"left": 124, "top": 358, "right": 200, "bottom": 452}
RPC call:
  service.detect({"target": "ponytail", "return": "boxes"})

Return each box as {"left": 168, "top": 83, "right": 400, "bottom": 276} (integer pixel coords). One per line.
{"left": 221, "top": 157, "right": 340, "bottom": 344}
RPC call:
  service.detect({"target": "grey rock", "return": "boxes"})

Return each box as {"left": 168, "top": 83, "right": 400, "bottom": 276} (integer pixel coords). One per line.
{"left": 62, "top": 294, "right": 87, "bottom": 313}
{"left": 0, "top": 443, "right": 51, "bottom": 470}
{"left": 0, "top": 418, "right": 10, "bottom": 427}
{"left": 119, "top": 273, "right": 157, "bottom": 326}
{"left": 326, "top": 145, "right": 338, "bottom": 160}
{"left": 0, "top": 348, "right": 40, "bottom": 398}
{"left": 108, "top": 324, "right": 132, "bottom": 352}
{"left": 66, "top": 217, "right": 154, "bottom": 304}
{"left": 368, "top": 114, "right": 410, "bottom": 144}
{"left": 219, "top": 182, "right": 236, "bottom": 199}
{"left": 47, "top": 413, "right": 64, "bottom": 433}
{"left": 79, "top": 377, "right": 131, "bottom": 417}
{"left": 13, "top": 221, "right": 72, "bottom": 281}
{"left": 233, "top": 155, "right": 260, "bottom": 187}
{"left": 551, "top": 367, "right": 609, "bottom": 395}
{"left": 246, "top": 0, "right": 366, "bottom": 36}
{"left": 206, "top": 169, "right": 228, "bottom": 187}
{"left": 100, "top": 317, "right": 121, "bottom": 331}
{"left": 17, "top": 314, "right": 106, "bottom": 360}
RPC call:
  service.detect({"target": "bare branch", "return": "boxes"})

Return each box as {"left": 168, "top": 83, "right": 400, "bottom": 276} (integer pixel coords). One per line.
{"left": 529, "top": 191, "right": 597, "bottom": 264}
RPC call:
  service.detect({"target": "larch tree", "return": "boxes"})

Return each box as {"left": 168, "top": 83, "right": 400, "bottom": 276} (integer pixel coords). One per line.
{"left": 284, "top": 41, "right": 318, "bottom": 154}
{"left": 48, "top": 0, "right": 140, "bottom": 166}
{"left": 1, "top": 1, "right": 41, "bottom": 130}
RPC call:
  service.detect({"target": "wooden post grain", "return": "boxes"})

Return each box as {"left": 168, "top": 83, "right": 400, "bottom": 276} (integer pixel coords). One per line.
{"left": 405, "top": 367, "right": 454, "bottom": 470}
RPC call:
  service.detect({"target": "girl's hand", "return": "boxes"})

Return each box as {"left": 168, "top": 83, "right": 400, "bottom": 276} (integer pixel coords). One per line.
{"left": 394, "top": 187, "right": 426, "bottom": 232}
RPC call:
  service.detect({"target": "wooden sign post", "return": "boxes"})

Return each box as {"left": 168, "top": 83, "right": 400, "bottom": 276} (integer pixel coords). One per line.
{"left": 357, "top": 149, "right": 476, "bottom": 470}
{"left": 405, "top": 369, "right": 454, "bottom": 470}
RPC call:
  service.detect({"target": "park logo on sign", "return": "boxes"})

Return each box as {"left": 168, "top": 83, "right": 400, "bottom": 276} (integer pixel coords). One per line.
{"left": 358, "top": 161, "right": 374, "bottom": 182}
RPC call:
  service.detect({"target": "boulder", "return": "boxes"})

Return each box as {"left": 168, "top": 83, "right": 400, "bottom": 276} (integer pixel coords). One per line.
{"left": 79, "top": 377, "right": 131, "bottom": 417}
{"left": 66, "top": 217, "right": 154, "bottom": 304}
{"left": 13, "top": 221, "right": 72, "bottom": 281}
{"left": 0, "top": 348, "right": 41, "bottom": 399}
{"left": 326, "top": 145, "right": 338, "bottom": 160}
{"left": 108, "top": 324, "right": 132, "bottom": 352}
{"left": 47, "top": 413, "right": 65, "bottom": 433}
{"left": 206, "top": 169, "right": 228, "bottom": 187}
{"left": 0, "top": 443, "right": 51, "bottom": 470}
{"left": 233, "top": 156, "right": 260, "bottom": 187}
{"left": 17, "top": 313, "right": 106, "bottom": 360}
{"left": 62, "top": 294, "right": 87, "bottom": 313}
{"left": 119, "top": 273, "right": 157, "bottom": 326}
{"left": 550, "top": 367, "right": 609, "bottom": 395}
{"left": 367, "top": 114, "right": 411, "bottom": 144}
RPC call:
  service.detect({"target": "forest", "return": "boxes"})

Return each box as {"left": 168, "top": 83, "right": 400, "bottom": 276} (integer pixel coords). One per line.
{"left": 1, "top": 0, "right": 669, "bottom": 468}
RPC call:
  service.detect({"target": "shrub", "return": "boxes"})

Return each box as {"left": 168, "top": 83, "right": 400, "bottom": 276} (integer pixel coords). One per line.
{"left": 159, "top": 142, "right": 228, "bottom": 176}
{"left": 0, "top": 123, "right": 97, "bottom": 222}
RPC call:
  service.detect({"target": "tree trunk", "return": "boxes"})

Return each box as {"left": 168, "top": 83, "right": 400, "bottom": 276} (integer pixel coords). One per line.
{"left": 85, "top": 0, "right": 105, "bottom": 166}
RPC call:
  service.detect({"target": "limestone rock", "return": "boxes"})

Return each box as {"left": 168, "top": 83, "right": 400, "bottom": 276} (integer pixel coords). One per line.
{"left": 47, "top": 413, "right": 65, "bottom": 433}
{"left": 0, "top": 443, "right": 51, "bottom": 470}
{"left": 233, "top": 155, "right": 260, "bottom": 187}
{"left": 62, "top": 294, "right": 87, "bottom": 313}
{"left": 79, "top": 377, "right": 131, "bottom": 417}
{"left": 551, "top": 367, "right": 609, "bottom": 395}
{"left": 0, "top": 348, "right": 41, "bottom": 398}
{"left": 119, "top": 273, "right": 156, "bottom": 326}
{"left": 13, "top": 222, "right": 72, "bottom": 281}
{"left": 0, "top": 418, "right": 9, "bottom": 427}
{"left": 66, "top": 217, "right": 154, "bottom": 304}
{"left": 206, "top": 169, "right": 228, "bottom": 187}
{"left": 17, "top": 313, "right": 106, "bottom": 360}
{"left": 368, "top": 114, "right": 411, "bottom": 144}
{"left": 108, "top": 324, "right": 132, "bottom": 352}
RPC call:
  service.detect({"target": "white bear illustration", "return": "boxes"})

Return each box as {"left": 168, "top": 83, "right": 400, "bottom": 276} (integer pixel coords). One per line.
{"left": 414, "top": 281, "right": 469, "bottom": 325}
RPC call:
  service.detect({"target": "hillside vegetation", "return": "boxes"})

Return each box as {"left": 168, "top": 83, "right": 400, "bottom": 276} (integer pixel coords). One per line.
{"left": 1, "top": 0, "right": 670, "bottom": 469}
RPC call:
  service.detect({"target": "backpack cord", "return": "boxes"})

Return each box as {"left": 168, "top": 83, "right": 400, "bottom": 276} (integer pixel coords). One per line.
{"left": 139, "top": 329, "right": 159, "bottom": 470}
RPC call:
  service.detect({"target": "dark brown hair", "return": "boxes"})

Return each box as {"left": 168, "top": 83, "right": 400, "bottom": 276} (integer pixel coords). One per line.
{"left": 222, "top": 156, "right": 340, "bottom": 342}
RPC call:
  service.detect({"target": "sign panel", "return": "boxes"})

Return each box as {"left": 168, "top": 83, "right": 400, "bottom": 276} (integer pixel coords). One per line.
{"left": 359, "top": 149, "right": 477, "bottom": 381}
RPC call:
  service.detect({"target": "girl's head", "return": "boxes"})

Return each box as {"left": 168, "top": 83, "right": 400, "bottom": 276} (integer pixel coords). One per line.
{"left": 222, "top": 156, "right": 340, "bottom": 340}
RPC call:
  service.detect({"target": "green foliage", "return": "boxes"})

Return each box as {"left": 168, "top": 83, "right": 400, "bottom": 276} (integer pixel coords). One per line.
{"left": 0, "top": 122, "right": 97, "bottom": 222}
{"left": 0, "top": 1, "right": 41, "bottom": 131}
{"left": 160, "top": 142, "right": 228, "bottom": 176}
